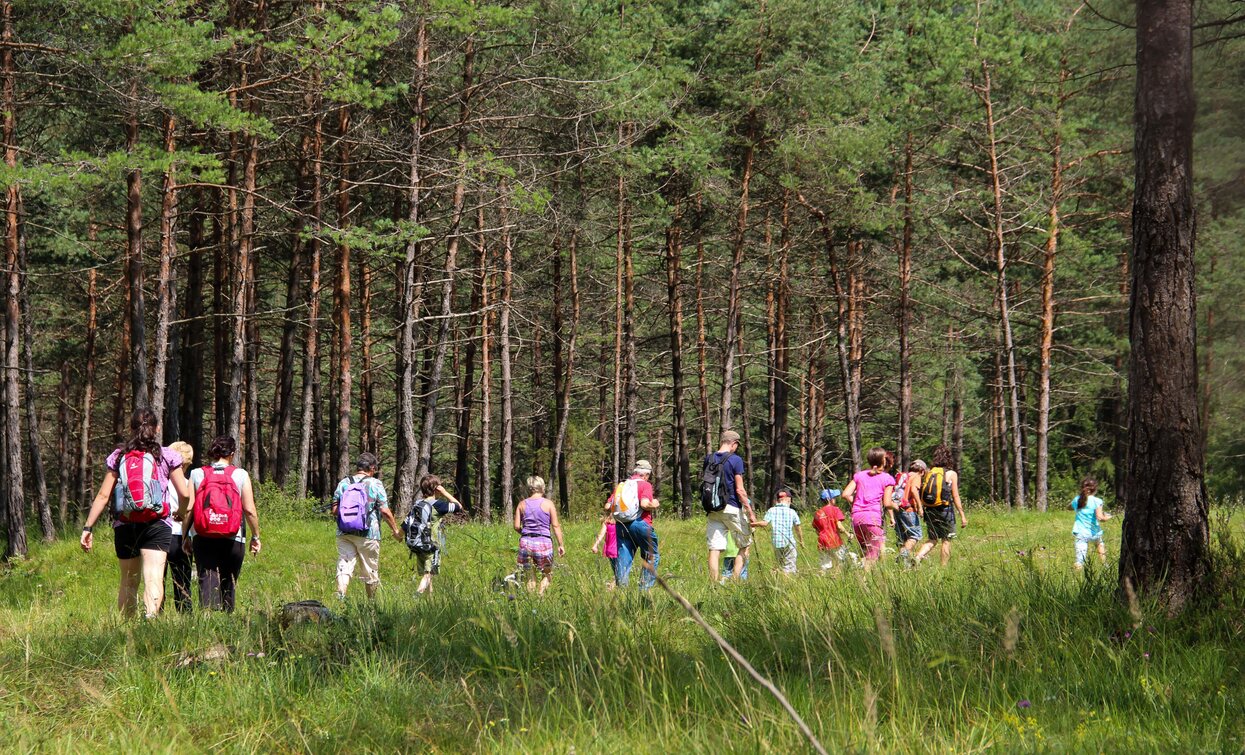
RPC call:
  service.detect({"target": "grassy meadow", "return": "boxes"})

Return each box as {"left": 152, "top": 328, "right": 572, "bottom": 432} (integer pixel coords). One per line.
{"left": 1, "top": 501, "right": 1243, "bottom": 753}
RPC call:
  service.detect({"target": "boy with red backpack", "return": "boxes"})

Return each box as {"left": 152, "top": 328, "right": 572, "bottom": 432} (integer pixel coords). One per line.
{"left": 332, "top": 453, "right": 401, "bottom": 600}
{"left": 186, "top": 436, "right": 261, "bottom": 612}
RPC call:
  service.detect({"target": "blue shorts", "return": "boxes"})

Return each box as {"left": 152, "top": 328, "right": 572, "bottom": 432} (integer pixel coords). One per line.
{"left": 895, "top": 510, "right": 922, "bottom": 545}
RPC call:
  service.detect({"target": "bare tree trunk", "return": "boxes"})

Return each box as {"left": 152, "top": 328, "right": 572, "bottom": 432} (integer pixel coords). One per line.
{"left": 551, "top": 229, "right": 580, "bottom": 513}
{"left": 19, "top": 228, "right": 51, "bottom": 541}
{"left": 767, "top": 194, "right": 791, "bottom": 502}
{"left": 622, "top": 199, "right": 638, "bottom": 473}
{"left": 56, "top": 361, "right": 72, "bottom": 527}
{"left": 479, "top": 232, "right": 494, "bottom": 520}
{"left": 499, "top": 187, "right": 515, "bottom": 521}
{"left": 2, "top": 0, "right": 27, "bottom": 556}
{"left": 333, "top": 106, "right": 353, "bottom": 478}
{"left": 800, "top": 199, "right": 861, "bottom": 466}
{"left": 1035, "top": 65, "right": 1066, "bottom": 514}
{"left": 296, "top": 107, "right": 325, "bottom": 501}
{"left": 114, "top": 257, "right": 132, "bottom": 441}
{"left": 269, "top": 140, "right": 310, "bottom": 487}
{"left": 418, "top": 34, "right": 474, "bottom": 479}
{"left": 664, "top": 199, "right": 692, "bottom": 517}
{"left": 455, "top": 203, "right": 488, "bottom": 512}
{"left": 612, "top": 168, "right": 624, "bottom": 482}
{"left": 78, "top": 260, "right": 97, "bottom": 509}
{"left": 244, "top": 249, "right": 262, "bottom": 475}
{"left": 227, "top": 124, "right": 258, "bottom": 445}
{"left": 395, "top": 14, "right": 428, "bottom": 509}
{"left": 695, "top": 196, "right": 711, "bottom": 452}
{"left": 150, "top": 114, "right": 178, "bottom": 422}
{"left": 212, "top": 204, "right": 229, "bottom": 436}
{"left": 980, "top": 60, "right": 1027, "bottom": 509}
{"left": 737, "top": 322, "right": 754, "bottom": 492}
{"left": 360, "top": 249, "right": 378, "bottom": 454}
{"left": 1120, "top": 0, "right": 1207, "bottom": 613}
{"left": 897, "top": 134, "right": 914, "bottom": 470}
{"left": 125, "top": 100, "right": 150, "bottom": 412}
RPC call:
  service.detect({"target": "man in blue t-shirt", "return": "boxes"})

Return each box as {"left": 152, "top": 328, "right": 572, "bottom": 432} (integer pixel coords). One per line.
{"left": 705, "top": 430, "right": 757, "bottom": 582}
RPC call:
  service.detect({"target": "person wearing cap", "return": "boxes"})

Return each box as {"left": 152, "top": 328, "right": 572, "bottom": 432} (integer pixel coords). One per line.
{"left": 705, "top": 430, "right": 757, "bottom": 582}
{"left": 331, "top": 452, "right": 402, "bottom": 600}
{"left": 754, "top": 488, "right": 805, "bottom": 574}
{"left": 605, "top": 459, "right": 661, "bottom": 589}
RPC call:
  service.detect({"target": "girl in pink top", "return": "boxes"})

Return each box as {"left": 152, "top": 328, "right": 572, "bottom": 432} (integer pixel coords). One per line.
{"left": 591, "top": 513, "right": 620, "bottom": 589}
{"left": 842, "top": 447, "right": 896, "bottom": 568}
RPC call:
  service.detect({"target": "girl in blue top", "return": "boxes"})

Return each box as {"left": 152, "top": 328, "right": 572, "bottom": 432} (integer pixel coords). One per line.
{"left": 1071, "top": 476, "right": 1112, "bottom": 569}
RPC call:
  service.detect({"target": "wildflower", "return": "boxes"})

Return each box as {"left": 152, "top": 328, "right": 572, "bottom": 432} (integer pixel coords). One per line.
{"left": 1017, "top": 700, "right": 1031, "bottom": 709}
{"left": 1144, "top": 652, "right": 1150, "bottom": 659}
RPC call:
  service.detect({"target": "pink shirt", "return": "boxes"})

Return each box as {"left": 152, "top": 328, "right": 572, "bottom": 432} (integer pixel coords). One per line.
{"left": 604, "top": 521, "right": 618, "bottom": 559}
{"left": 850, "top": 469, "right": 896, "bottom": 528}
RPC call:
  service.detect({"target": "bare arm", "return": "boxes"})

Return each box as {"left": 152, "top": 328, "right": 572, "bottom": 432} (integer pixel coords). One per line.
{"left": 436, "top": 484, "right": 461, "bottom": 507}
{"left": 1096, "top": 506, "right": 1113, "bottom": 522}
{"left": 242, "top": 478, "right": 261, "bottom": 554}
{"left": 549, "top": 503, "right": 566, "bottom": 556}
{"left": 841, "top": 479, "right": 857, "bottom": 504}
{"left": 169, "top": 468, "right": 191, "bottom": 506}
{"left": 513, "top": 502, "right": 523, "bottom": 533}
{"left": 591, "top": 518, "right": 608, "bottom": 553}
{"left": 380, "top": 506, "right": 401, "bottom": 541}
{"left": 80, "top": 470, "right": 118, "bottom": 552}
{"left": 907, "top": 474, "right": 923, "bottom": 516}
{"left": 735, "top": 474, "right": 755, "bottom": 521}
{"left": 949, "top": 471, "right": 967, "bottom": 526}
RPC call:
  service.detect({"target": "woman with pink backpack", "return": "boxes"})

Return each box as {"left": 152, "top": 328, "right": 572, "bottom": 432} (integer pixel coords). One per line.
{"left": 184, "top": 436, "right": 261, "bottom": 612}
{"left": 80, "top": 409, "right": 193, "bottom": 618}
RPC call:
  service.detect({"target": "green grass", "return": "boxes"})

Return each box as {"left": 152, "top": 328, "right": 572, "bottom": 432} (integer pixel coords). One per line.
{"left": 2, "top": 506, "right": 1243, "bottom": 753}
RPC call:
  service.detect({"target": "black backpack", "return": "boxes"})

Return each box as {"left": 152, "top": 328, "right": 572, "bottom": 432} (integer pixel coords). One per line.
{"left": 402, "top": 498, "right": 438, "bottom": 555}
{"left": 700, "top": 453, "right": 729, "bottom": 513}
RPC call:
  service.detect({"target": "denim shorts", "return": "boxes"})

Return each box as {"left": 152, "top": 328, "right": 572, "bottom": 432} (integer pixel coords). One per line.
{"left": 895, "top": 509, "right": 923, "bottom": 545}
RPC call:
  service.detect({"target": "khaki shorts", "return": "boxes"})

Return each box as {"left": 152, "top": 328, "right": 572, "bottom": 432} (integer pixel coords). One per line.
{"left": 706, "top": 505, "right": 752, "bottom": 551}
{"left": 336, "top": 534, "right": 381, "bottom": 585}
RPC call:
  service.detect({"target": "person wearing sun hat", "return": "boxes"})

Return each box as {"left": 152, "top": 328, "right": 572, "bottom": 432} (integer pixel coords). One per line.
{"left": 605, "top": 459, "right": 660, "bottom": 589}
{"left": 705, "top": 429, "right": 757, "bottom": 583}
{"left": 753, "top": 487, "right": 804, "bottom": 574}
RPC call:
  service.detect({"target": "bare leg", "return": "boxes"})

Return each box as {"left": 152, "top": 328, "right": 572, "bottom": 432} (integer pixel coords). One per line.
{"left": 708, "top": 550, "right": 722, "bottom": 582}
{"left": 1097, "top": 542, "right": 1108, "bottom": 564}
{"left": 733, "top": 546, "right": 749, "bottom": 579}
{"left": 940, "top": 541, "right": 951, "bottom": 566}
{"left": 416, "top": 573, "right": 432, "bottom": 594}
{"left": 538, "top": 574, "right": 551, "bottom": 595}
{"left": 117, "top": 558, "right": 141, "bottom": 617}
{"left": 916, "top": 541, "right": 935, "bottom": 562}
{"left": 140, "top": 549, "right": 168, "bottom": 617}
{"left": 336, "top": 572, "right": 351, "bottom": 597}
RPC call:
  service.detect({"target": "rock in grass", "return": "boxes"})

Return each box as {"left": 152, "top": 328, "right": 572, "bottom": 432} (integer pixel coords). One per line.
{"left": 280, "top": 600, "right": 337, "bottom": 627}
{"left": 175, "top": 643, "right": 231, "bottom": 668}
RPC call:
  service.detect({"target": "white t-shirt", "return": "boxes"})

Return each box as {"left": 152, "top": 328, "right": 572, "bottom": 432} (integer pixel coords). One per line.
{"left": 189, "top": 462, "right": 252, "bottom": 544}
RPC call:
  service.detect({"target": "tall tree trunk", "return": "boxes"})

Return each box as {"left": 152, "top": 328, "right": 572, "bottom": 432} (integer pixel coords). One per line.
{"left": 395, "top": 14, "right": 428, "bottom": 509}
{"left": 694, "top": 196, "right": 711, "bottom": 452}
{"left": 455, "top": 203, "right": 488, "bottom": 512}
{"left": 19, "top": 228, "right": 52, "bottom": 541}
{"left": 767, "top": 193, "right": 791, "bottom": 501}
{"left": 551, "top": 229, "right": 580, "bottom": 513}
{"left": 227, "top": 129, "right": 257, "bottom": 445}
{"left": 499, "top": 186, "right": 515, "bottom": 521}
{"left": 212, "top": 206, "right": 229, "bottom": 436}
{"left": 78, "top": 260, "right": 98, "bottom": 509}
{"left": 57, "top": 362, "right": 71, "bottom": 528}
{"left": 333, "top": 106, "right": 353, "bottom": 479}
{"left": 737, "top": 321, "right": 754, "bottom": 492}
{"left": 612, "top": 166, "right": 624, "bottom": 482}
{"left": 622, "top": 199, "right": 637, "bottom": 473}
{"left": 2, "top": 0, "right": 27, "bottom": 556}
{"left": 665, "top": 199, "right": 692, "bottom": 517}
{"left": 479, "top": 232, "right": 494, "bottom": 520}
{"left": 150, "top": 114, "right": 178, "bottom": 422}
{"left": 897, "top": 134, "right": 914, "bottom": 471}
{"left": 269, "top": 139, "right": 310, "bottom": 487}
{"left": 418, "top": 33, "right": 474, "bottom": 480}
{"left": 1035, "top": 64, "right": 1066, "bottom": 514}
{"left": 179, "top": 201, "right": 202, "bottom": 452}
{"left": 113, "top": 256, "right": 132, "bottom": 441}
{"left": 1120, "top": 0, "right": 1207, "bottom": 613}
{"left": 125, "top": 99, "right": 150, "bottom": 412}
{"left": 800, "top": 198, "right": 861, "bottom": 466}
{"left": 359, "top": 249, "right": 378, "bottom": 454}
{"left": 244, "top": 247, "right": 262, "bottom": 475}
{"left": 296, "top": 106, "right": 325, "bottom": 501}
{"left": 980, "top": 60, "right": 1027, "bottom": 509}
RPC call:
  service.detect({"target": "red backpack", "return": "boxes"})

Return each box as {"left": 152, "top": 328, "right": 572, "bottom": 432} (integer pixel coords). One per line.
{"left": 114, "top": 450, "right": 169, "bottom": 523}
{"left": 193, "top": 465, "right": 243, "bottom": 538}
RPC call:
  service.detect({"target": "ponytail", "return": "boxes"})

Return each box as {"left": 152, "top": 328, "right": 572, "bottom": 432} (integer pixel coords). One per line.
{"left": 120, "top": 408, "right": 161, "bottom": 458}
{"left": 1077, "top": 476, "right": 1098, "bottom": 510}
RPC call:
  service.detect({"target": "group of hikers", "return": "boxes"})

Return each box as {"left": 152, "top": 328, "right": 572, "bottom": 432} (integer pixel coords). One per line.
{"left": 79, "top": 410, "right": 1111, "bottom": 617}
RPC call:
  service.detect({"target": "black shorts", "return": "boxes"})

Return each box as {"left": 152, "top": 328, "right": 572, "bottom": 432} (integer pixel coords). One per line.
{"left": 113, "top": 520, "right": 173, "bottom": 559}
{"left": 924, "top": 506, "right": 957, "bottom": 541}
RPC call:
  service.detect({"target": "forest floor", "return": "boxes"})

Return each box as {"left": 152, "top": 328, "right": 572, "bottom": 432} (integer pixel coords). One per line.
{"left": 1, "top": 505, "right": 1243, "bottom": 753}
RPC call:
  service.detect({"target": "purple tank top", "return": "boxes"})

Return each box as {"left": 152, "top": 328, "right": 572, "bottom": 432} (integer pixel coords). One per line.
{"left": 521, "top": 497, "right": 552, "bottom": 538}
